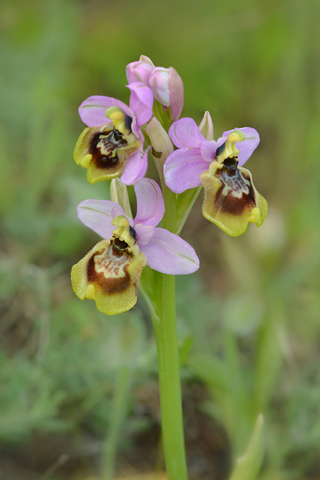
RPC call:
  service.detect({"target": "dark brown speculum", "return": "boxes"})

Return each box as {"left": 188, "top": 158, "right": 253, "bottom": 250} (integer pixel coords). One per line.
{"left": 89, "top": 128, "right": 128, "bottom": 170}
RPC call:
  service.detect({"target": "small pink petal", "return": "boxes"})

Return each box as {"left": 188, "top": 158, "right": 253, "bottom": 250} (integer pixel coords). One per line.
{"left": 220, "top": 127, "right": 260, "bottom": 166}
{"left": 134, "top": 178, "right": 164, "bottom": 227}
{"left": 169, "top": 117, "right": 206, "bottom": 149}
{"left": 79, "top": 95, "right": 133, "bottom": 127}
{"left": 120, "top": 147, "right": 149, "bottom": 185}
{"left": 200, "top": 140, "right": 217, "bottom": 163}
{"left": 134, "top": 223, "right": 155, "bottom": 246}
{"left": 164, "top": 148, "right": 208, "bottom": 193}
{"left": 77, "top": 200, "right": 125, "bottom": 239}
{"left": 139, "top": 228, "right": 200, "bottom": 275}
{"left": 128, "top": 82, "right": 154, "bottom": 127}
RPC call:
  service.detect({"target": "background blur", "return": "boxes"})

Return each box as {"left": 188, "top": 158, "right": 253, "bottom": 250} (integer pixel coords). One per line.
{"left": 1, "top": 0, "right": 320, "bottom": 479}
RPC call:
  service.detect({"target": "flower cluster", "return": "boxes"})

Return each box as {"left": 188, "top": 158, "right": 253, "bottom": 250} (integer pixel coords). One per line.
{"left": 72, "top": 55, "right": 268, "bottom": 314}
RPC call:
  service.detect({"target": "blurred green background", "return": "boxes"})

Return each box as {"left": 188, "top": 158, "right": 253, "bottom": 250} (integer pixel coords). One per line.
{"left": 1, "top": 0, "right": 320, "bottom": 479}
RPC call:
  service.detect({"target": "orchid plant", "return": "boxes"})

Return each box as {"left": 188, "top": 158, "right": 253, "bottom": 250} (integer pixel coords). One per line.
{"left": 72, "top": 55, "right": 268, "bottom": 480}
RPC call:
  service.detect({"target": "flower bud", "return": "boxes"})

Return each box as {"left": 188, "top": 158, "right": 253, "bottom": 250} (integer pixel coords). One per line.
{"left": 149, "top": 67, "right": 184, "bottom": 121}
{"left": 126, "top": 56, "right": 154, "bottom": 84}
{"left": 149, "top": 67, "right": 171, "bottom": 106}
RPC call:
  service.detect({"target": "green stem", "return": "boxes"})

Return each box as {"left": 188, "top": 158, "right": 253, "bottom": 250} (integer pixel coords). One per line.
{"left": 154, "top": 184, "right": 188, "bottom": 480}
{"left": 101, "top": 365, "right": 131, "bottom": 480}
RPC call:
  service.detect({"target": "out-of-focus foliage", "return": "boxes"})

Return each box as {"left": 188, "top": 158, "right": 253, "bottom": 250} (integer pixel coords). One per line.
{"left": 0, "top": 0, "right": 319, "bottom": 478}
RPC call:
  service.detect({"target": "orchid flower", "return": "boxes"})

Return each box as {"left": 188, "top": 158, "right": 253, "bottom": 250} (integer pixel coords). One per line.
{"left": 164, "top": 116, "right": 268, "bottom": 237}
{"left": 73, "top": 83, "right": 154, "bottom": 185}
{"left": 71, "top": 178, "right": 199, "bottom": 315}
{"left": 126, "top": 55, "right": 184, "bottom": 122}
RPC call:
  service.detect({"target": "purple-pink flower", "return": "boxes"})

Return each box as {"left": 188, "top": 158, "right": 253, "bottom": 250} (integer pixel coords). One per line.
{"left": 71, "top": 178, "right": 199, "bottom": 315}
{"left": 164, "top": 116, "right": 268, "bottom": 237}
{"left": 73, "top": 83, "right": 154, "bottom": 185}
{"left": 164, "top": 117, "right": 260, "bottom": 194}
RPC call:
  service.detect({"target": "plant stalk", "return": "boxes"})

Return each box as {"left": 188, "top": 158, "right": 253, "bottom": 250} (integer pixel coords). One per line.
{"left": 154, "top": 184, "right": 188, "bottom": 480}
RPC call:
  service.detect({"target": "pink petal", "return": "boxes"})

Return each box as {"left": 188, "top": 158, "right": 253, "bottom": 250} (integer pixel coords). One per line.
{"left": 169, "top": 117, "right": 206, "bottom": 149}
{"left": 134, "top": 223, "right": 155, "bottom": 245}
{"left": 220, "top": 127, "right": 260, "bottom": 166}
{"left": 111, "top": 206, "right": 133, "bottom": 227}
{"left": 126, "top": 61, "right": 153, "bottom": 84}
{"left": 149, "top": 67, "right": 170, "bottom": 105}
{"left": 77, "top": 199, "right": 125, "bottom": 239}
{"left": 79, "top": 96, "right": 133, "bottom": 127}
{"left": 134, "top": 178, "right": 165, "bottom": 227}
{"left": 120, "top": 147, "right": 149, "bottom": 185}
{"left": 199, "top": 140, "right": 217, "bottom": 162}
{"left": 139, "top": 228, "right": 200, "bottom": 274}
{"left": 169, "top": 67, "right": 184, "bottom": 122}
{"left": 164, "top": 148, "right": 208, "bottom": 194}
{"left": 128, "top": 82, "right": 154, "bottom": 127}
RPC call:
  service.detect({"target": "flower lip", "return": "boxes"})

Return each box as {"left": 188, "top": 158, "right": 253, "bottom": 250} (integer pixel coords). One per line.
{"left": 201, "top": 160, "right": 268, "bottom": 236}
{"left": 73, "top": 124, "right": 142, "bottom": 184}
{"left": 72, "top": 238, "right": 147, "bottom": 315}
{"left": 86, "top": 241, "right": 132, "bottom": 294}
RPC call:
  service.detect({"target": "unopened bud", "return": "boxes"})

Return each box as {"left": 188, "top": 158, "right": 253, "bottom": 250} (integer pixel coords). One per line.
{"left": 126, "top": 56, "right": 154, "bottom": 84}
{"left": 149, "top": 67, "right": 184, "bottom": 121}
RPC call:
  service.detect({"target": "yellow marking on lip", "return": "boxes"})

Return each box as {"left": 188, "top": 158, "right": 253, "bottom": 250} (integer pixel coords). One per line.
{"left": 85, "top": 284, "right": 96, "bottom": 299}
{"left": 80, "top": 154, "right": 92, "bottom": 168}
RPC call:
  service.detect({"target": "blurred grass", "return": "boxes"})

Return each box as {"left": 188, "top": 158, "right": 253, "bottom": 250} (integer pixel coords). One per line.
{"left": 0, "top": 0, "right": 320, "bottom": 478}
